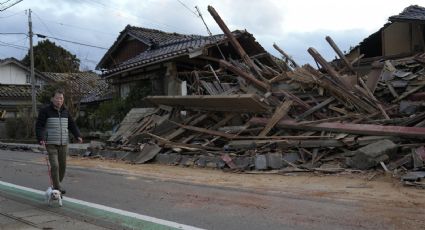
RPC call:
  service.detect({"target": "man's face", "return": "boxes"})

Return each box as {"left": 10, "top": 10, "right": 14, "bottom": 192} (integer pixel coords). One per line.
{"left": 52, "top": 93, "right": 64, "bottom": 109}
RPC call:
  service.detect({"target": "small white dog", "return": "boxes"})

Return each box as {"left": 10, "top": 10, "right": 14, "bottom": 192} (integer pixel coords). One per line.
{"left": 45, "top": 187, "right": 63, "bottom": 207}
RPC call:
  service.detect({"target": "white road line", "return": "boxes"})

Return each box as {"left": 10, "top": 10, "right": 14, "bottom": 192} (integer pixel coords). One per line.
{"left": 0, "top": 181, "right": 205, "bottom": 230}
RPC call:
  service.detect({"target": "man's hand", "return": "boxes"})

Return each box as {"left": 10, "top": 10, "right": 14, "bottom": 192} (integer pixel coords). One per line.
{"left": 39, "top": 140, "right": 46, "bottom": 146}
{"left": 77, "top": 137, "right": 83, "bottom": 143}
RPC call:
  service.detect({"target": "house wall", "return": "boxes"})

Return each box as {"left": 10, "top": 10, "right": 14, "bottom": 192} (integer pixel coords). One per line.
{"left": 110, "top": 38, "right": 149, "bottom": 68}
{"left": 411, "top": 23, "right": 425, "bottom": 52}
{"left": 383, "top": 22, "right": 411, "bottom": 56}
{"left": 0, "top": 63, "right": 46, "bottom": 85}
{"left": 0, "top": 63, "right": 28, "bottom": 84}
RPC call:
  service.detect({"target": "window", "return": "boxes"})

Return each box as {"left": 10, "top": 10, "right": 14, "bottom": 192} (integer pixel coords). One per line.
{"left": 26, "top": 74, "right": 30, "bottom": 84}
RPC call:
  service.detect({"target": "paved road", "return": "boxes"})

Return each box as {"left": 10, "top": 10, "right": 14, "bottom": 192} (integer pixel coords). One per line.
{"left": 0, "top": 149, "right": 424, "bottom": 230}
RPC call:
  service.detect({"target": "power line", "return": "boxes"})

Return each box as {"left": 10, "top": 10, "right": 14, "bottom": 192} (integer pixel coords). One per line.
{"left": 32, "top": 17, "right": 116, "bottom": 36}
{"left": 32, "top": 11, "right": 56, "bottom": 38}
{"left": 176, "top": 0, "right": 199, "bottom": 18}
{"left": 35, "top": 33, "right": 108, "bottom": 50}
{"left": 31, "top": 10, "right": 76, "bottom": 56}
{"left": 75, "top": 0, "right": 195, "bottom": 34}
{"left": 0, "top": 32, "right": 26, "bottom": 35}
{"left": 0, "top": 9, "right": 24, "bottom": 18}
{"left": 195, "top": 6, "right": 225, "bottom": 60}
{"left": 0, "top": 0, "right": 22, "bottom": 12}
{"left": 81, "top": 0, "right": 108, "bottom": 8}
{"left": 0, "top": 40, "right": 27, "bottom": 50}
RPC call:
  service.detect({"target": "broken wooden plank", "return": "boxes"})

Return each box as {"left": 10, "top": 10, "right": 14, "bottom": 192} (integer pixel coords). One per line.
{"left": 358, "top": 78, "right": 390, "bottom": 119}
{"left": 165, "top": 114, "right": 209, "bottom": 141}
{"left": 169, "top": 120, "right": 236, "bottom": 139}
{"left": 393, "top": 81, "right": 425, "bottom": 103}
{"left": 147, "top": 132, "right": 221, "bottom": 151}
{"left": 249, "top": 117, "right": 425, "bottom": 138}
{"left": 338, "top": 54, "right": 365, "bottom": 74}
{"left": 259, "top": 99, "right": 293, "bottom": 136}
{"left": 386, "top": 81, "right": 399, "bottom": 98}
{"left": 146, "top": 94, "right": 271, "bottom": 113}
{"left": 219, "top": 59, "right": 271, "bottom": 91}
{"left": 296, "top": 97, "right": 335, "bottom": 121}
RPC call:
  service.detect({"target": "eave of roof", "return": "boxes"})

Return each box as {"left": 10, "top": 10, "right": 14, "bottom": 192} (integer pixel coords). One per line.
{"left": 100, "top": 30, "right": 258, "bottom": 78}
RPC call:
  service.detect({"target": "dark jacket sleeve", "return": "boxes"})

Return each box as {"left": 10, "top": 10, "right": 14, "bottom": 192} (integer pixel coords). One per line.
{"left": 35, "top": 107, "right": 47, "bottom": 142}
{"left": 68, "top": 113, "right": 81, "bottom": 139}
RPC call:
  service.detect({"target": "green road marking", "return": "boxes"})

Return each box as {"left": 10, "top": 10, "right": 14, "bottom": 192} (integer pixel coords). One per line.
{"left": 0, "top": 181, "right": 202, "bottom": 230}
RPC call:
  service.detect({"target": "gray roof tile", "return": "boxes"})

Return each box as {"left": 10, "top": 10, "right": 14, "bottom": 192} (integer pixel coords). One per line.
{"left": 389, "top": 5, "right": 425, "bottom": 22}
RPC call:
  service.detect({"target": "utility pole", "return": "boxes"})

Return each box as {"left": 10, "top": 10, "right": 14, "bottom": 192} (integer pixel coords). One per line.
{"left": 28, "top": 9, "right": 36, "bottom": 117}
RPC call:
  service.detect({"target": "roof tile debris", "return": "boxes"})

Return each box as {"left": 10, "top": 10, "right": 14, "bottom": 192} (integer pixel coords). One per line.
{"left": 81, "top": 5, "right": 425, "bottom": 188}
{"left": 389, "top": 5, "right": 425, "bottom": 22}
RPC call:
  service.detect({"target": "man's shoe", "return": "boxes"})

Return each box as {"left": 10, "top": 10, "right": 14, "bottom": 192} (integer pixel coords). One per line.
{"left": 60, "top": 189, "right": 66, "bottom": 195}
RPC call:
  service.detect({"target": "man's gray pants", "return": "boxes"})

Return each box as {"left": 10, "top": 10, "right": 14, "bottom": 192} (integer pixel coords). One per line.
{"left": 46, "top": 144, "right": 68, "bottom": 190}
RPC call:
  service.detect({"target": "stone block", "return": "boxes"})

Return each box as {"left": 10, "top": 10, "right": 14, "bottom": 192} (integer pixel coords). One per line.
{"left": 346, "top": 139, "right": 398, "bottom": 170}
{"left": 255, "top": 155, "right": 267, "bottom": 170}
{"left": 267, "top": 153, "right": 283, "bottom": 169}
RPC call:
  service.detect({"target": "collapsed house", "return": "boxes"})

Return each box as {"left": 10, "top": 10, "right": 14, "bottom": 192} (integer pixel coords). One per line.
{"left": 96, "top": 24, "right": 274, "bottom": 98}
{"left": 91, "top": 5, "right": 425, "bottom": 188}
{"left": 346, "top": 5, "right": 425, "bottom": 72}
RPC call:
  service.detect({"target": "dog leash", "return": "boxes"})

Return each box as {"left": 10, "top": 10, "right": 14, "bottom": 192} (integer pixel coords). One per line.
{"left": 42, "top": 144, "right": 54, "bottom": 187}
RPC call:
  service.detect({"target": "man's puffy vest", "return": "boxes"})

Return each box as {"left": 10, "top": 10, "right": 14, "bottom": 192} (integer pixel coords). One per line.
{"left": 36, "top": 103, "right": 80, "bottom": 145}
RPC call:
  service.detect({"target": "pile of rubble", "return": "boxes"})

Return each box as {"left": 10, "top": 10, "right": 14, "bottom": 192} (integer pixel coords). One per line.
{"left": 91, "top": 6, "right": 425, "bottom": 188}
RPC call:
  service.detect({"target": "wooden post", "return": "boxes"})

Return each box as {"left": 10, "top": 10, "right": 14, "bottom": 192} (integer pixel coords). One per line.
{"left": 208, "top": 5, "right": 263, "bottom": 79}
{"left": 307, "top": 47, "right": 341, "bottom": 80}
{"left": 325, "top": 36, "right": 354, "bottom": 73}
{"left": 273, "top": 43, "right": 299, "bottom": 68}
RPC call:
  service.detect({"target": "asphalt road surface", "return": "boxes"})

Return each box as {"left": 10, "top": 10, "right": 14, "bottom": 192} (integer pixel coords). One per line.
{"left": 0, "top": 149, "right": 424, "bottom": 230}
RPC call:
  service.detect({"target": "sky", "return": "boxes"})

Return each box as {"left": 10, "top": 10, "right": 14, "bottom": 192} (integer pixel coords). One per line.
{"left": 0, "top": 0, "right": 424, "bottom": 71}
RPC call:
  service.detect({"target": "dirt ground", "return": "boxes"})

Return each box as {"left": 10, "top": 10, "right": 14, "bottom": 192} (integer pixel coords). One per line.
{"left": 67, "top": 156, "right": 425, "bottom": 208}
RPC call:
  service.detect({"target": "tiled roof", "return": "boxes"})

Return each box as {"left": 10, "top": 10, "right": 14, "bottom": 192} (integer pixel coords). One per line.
{"left": 127, "top": 26, "right": 196, "bottom": 45}
{"left": 389, "top": 5, "right": 425, "bottom": 22}
{"left": 42, "top": 72, "right": 111, "bottom": 103}
{"left": 98, "top": 25, "right": 259, "bottom": 76}
{"left": 0, "top": 84, "right": 40, "bottom": 99}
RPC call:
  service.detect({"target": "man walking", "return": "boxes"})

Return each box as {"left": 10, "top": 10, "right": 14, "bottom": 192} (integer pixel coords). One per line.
{"left": 36, "top": 89, "right": 83, "bottom": 194}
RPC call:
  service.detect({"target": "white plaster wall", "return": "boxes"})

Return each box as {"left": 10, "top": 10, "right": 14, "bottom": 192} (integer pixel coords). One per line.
{"left": 0, "top": 63, "right": 28, "bottom": 84}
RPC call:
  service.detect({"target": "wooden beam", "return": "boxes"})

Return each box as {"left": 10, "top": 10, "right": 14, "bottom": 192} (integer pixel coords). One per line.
{"left": 170, "top": 120, "right": 237, "bottom": 139}
{"left": 392, "top": 81, "right": 425, "bottom": 103}
{"left": 307, "top": 47, "right": 341, "bottom": 80}
{"left": 358, "top": 78, "right": 390, "bottom": 119}
{"left": 219, "top": 59, "right": 271, "bottom": 91}
{"left": 250, "top": 117, "right": 425, "bottom": 138}
{"left": 258, "top": 99, "right": 293, "bottom": 136}
{"left": 296, "top": 97, "right": 335, "bottom": 121}
{"left": 146, "top": 94, "right": 271, "bottom": 113}
{"left": 325, "top": 36, "right": 354, "bottom": 73}
{"left": 147, "top": 132, "right": 221, "bottom": 151}
{"left": 207, "top": 5, "right": 263, "bottom": 79}
{"left": 272, "top": 43, "right": 299, "bottom": 68}
{"left": 165, "top": 114, "right": 209, "bottom": 140}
